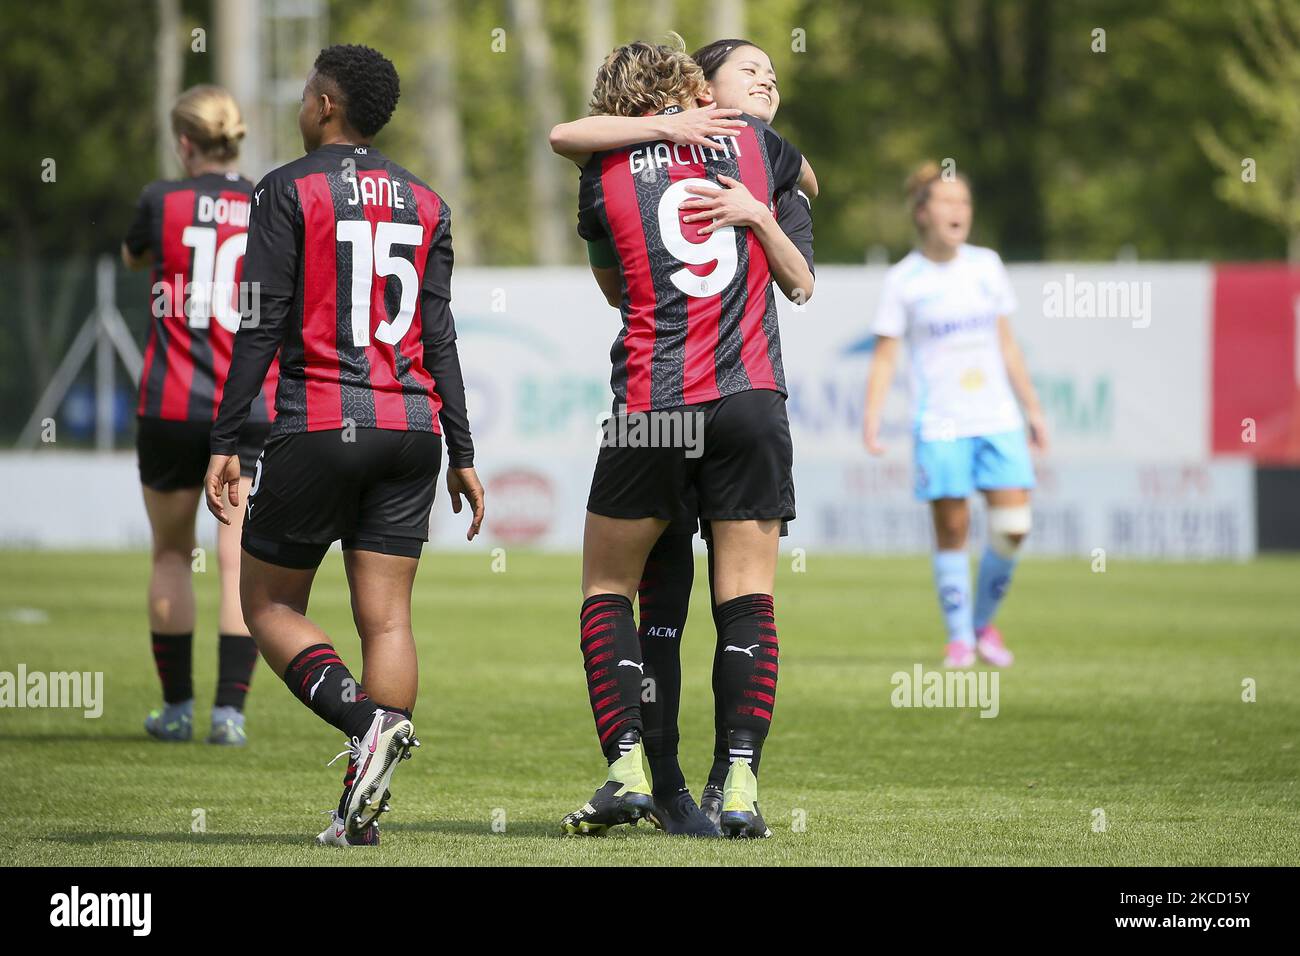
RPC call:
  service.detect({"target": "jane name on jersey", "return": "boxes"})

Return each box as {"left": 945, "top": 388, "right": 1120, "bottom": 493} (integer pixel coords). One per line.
{"left": 346, "top": 173, "right": 406, "bottom": 210}
{"left": 627, "top": 135, "right": 743, "bottom": 176}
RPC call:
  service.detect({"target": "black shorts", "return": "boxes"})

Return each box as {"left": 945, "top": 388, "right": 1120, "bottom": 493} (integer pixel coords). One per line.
{"left": 587, "top": 388, "right": 795, "bottom": 525}
{"left": 667, "top": 498, "right": 790, "bottom": 538}
{"left": 137, "top": 416, "right": 269, "bottom": 491}
{"left": 241, "top": 428, "right": 441, "bottom": 570}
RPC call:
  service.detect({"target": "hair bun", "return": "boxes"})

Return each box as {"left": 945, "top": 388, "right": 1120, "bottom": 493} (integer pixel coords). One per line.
{"left": 905, "top": 160, "right": 943, "bottom": 199}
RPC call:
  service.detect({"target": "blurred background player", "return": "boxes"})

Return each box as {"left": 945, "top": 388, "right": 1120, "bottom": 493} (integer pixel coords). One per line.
{"left": 550, "top": 36, "right": 815, "bottom": 837}
{"left": 203, "top": 44, "right": 485, "bottom": 846}
{"left": 122, "top": 84, "right": 279, "bottom": 746}
{"left": 550, "top": 35, "right": 804, "bottom": 838}
{"left": 862, "top": 162, "right": 1048, "bottom": 668}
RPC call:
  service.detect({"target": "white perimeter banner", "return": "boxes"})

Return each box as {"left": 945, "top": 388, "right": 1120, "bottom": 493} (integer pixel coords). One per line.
{"left": 0, "top": 264, "right": 1252, "bottom": 558}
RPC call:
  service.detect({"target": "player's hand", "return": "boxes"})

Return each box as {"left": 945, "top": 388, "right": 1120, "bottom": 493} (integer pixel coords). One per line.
{"left": 1026, "top": 409, "right": 1050, "bottom": 453}
{"left": 863, "top": 418, "right": 885, "bottom": 456}
{"left": 447, "top": 466, "right": 485, "bottom": 541}
{"left": 680, "top": 175, "right": 769, "bottom": 233}
{"left": 659, "top": 106, "right": 747, "bottom": 148}
{"left": 204, "top": 454, "right": 241, "bottom": 525}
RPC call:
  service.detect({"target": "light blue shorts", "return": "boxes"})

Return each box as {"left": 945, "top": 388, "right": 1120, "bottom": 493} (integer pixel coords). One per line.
{"left": 913, "top": 428, "right": 1036, "bottom": 501}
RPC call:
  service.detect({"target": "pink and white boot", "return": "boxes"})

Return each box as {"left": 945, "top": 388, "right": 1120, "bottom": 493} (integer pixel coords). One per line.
{"left": 943, "top": 640, "right": 977, "bottom": 668}
{"left": 975, "top": 625, "right": 1014, "bottom": 667}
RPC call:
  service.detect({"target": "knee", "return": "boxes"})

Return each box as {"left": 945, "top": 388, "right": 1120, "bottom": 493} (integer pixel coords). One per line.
{"left": 934, "top": 510, "right": 969, "bottom": 546}
{"left": 361, "top": 613, "right": 413, "bottom": 642}
{"left": 238, "top": 575, "right": 271, "bottom": 630}
{"left": 152, "top": 540, "right": 194, "bottom": 567}
{"left": 988, "top": 505, "right": 1032, "bottom": 557}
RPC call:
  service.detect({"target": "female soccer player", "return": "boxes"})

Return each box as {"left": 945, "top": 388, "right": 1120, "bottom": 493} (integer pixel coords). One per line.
{"left": 550, "top": 36, "right": 806, "bottom": 838}
{"left": 862, "top": 162, "right": 1048, "bottom": 668}
{"left": 203, "top": 45, "right": 484, "bottom": 846}
{"left": 122, "top": 85, "right": 278, "bottom": 746}
{"left": 550, "top": 37, "right": 814, "bottom": 837}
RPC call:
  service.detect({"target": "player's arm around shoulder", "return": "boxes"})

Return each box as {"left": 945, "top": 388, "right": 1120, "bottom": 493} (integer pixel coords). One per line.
{"left": 548, "top": 108, "right": 748, "bottom": 166}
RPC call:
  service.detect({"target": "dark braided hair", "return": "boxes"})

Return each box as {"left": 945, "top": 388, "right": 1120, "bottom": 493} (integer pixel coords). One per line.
{"left": 313, "top": 44, "right": 400, "bottom": 138}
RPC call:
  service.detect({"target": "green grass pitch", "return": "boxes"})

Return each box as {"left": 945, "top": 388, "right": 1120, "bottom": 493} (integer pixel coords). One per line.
{"left": 1, "top": 549, "right": 1296, "bottom": 866}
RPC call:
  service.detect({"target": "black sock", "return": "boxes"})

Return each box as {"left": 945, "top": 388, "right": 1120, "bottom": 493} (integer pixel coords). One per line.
{"left": 281, "top": 643, "right": 378, "bottom": 740}
{"left": 638, "top": 531, "right": 693, "bottom": 796}
{"left": 151, "top": 631, "right": 193, "bottom": 704}
{"left": 705, "top": 544, "right": 729, "bottom": 789}
{"left": 215, "top": 633, "right": 259, "bottom": 711}
{"left": 580, "top": 594, "right": 643, "bottom": 763}
{"left": 714, "top": 593, "right": 778, "bottom": 779}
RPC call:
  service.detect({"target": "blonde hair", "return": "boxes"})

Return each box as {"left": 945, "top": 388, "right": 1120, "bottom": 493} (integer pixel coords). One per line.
{"left": 588, "top": 32, "right": 708, "bottom": 117}
{"left": 171, "top": 85, "right": 246, "bottom": 161}
{"left": 906, "top": 160, "right": 970, "bottom": 230}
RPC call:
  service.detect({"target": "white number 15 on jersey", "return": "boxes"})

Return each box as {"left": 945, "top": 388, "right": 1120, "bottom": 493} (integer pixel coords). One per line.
{"left": 335, "top": 220, "right": 425, "bottom": 347}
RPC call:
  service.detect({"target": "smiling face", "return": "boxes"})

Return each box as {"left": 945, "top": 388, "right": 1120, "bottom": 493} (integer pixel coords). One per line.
{"left": 704, "top": 45, "right": 780, "bottom": 123}
{"left": 916, "top": 177, "right": 973, "bottom": 250}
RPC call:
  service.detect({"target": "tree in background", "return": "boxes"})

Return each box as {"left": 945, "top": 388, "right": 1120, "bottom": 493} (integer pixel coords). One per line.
{"left": 1197, "top": 0, "right": 1300, "bottom": 262}
{"left": 511, "top": 0, "right": 568, "bottom": 264}
{"left": 0, "top": 0, "right": 160, "bottom": 409}
{"left": 417, "top": 0, "right": 480, "bottom": 264}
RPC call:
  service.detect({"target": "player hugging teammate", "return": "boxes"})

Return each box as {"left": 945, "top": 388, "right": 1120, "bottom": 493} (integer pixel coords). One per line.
{"left": 549, "top": 34, "right": 813, "bottom": 838}
{"left": 123, "top": 84, "right": 277, "bottom": 747}
{"left": 203, "top": 45, "right": 485, "bottom": 847}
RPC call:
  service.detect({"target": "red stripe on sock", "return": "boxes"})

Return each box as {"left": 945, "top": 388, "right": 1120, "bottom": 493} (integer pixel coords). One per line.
{"left": 599, "top": 717, "right": 631, "bottom": 745}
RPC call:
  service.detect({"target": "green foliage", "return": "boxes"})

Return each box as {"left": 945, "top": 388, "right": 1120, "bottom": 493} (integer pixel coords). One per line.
{"left": 0, "top": 0, "right": 158, "bottom": 257}
{"left": 1197, "top": 0, "right": 1300, "bottom": 261}
{"left": 0, "top": 0, "right": 1290, "bottom": 267}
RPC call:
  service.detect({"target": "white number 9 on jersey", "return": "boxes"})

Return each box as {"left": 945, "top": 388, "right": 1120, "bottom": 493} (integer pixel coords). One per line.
{"left": 658, "top": 178, "right": 737, "bottom": 298}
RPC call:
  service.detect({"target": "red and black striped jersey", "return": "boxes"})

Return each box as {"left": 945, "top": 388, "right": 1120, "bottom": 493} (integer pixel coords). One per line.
{"left": 577, "top": 114, "right": 804, "bottom": 413}
{"left": 125, "top": 172, "right": 279, "bottom": 423}
{"left": 211, "top": 143, "right": 473, "bottom": 461}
